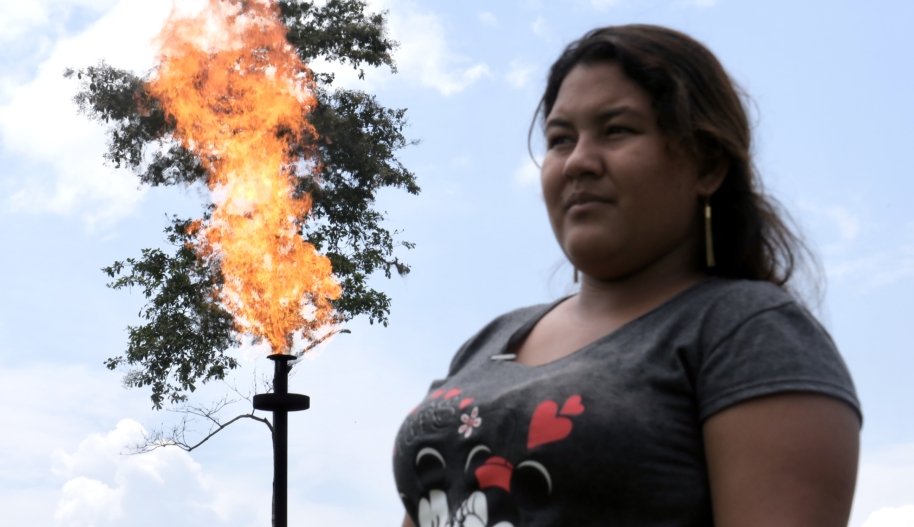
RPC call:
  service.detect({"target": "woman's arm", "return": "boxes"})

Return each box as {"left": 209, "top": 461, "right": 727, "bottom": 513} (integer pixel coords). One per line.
{"left": 703, "top": 393, "right": 860, "bottom": 527}
{"left": 402, "top": 514, "right": 415, "bottom": 527}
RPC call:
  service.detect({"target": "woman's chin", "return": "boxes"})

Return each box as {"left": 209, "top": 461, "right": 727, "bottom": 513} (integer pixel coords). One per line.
{"left": 567, "top": 254, "right": 637, "bottom": 282}
{"left": 563, "top": 234, "right": 626, "bottom": 264}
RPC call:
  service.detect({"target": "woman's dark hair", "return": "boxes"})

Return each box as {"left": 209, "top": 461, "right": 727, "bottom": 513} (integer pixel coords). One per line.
{"left": 536, "top": 24, "right": 816, "bottom": 294}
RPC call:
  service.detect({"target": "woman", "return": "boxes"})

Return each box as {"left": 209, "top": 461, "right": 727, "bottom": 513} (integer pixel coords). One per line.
{"left": 394, "top": 25, "right": 860, "bottom": 527}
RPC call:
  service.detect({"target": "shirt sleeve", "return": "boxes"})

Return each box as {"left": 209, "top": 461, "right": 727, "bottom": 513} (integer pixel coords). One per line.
{"left": 696, "top": 302, "right": 862, "bottom": 423}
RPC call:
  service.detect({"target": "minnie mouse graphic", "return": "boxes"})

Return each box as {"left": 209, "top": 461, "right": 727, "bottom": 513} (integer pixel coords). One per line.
{"left": 399, "top": 389, "right": 586, "bottom": 527}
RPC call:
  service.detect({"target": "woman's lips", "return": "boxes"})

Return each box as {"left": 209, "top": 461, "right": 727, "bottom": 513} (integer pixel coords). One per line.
{"left": 565, "top": 192, "right": 614, "bottom": 213}
{"left": 568, "top": 201, "right": 609, "bottom": 214}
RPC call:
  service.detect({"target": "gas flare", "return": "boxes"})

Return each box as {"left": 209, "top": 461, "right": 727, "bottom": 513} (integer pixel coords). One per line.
{"left": 147, "top": 0, "right": 341, "bottom": 354}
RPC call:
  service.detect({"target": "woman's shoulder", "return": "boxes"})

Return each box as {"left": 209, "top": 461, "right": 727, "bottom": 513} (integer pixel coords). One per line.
{"left": 683, "top": 278, "right": 801, "bottom": 332}
{"left": 655, "top": 278, "right": 827, "bottom": 357}
{"left": 694, "top": 277, "right": 795, "bottom": 310}
{"left": 680, "top": 280, "right": 860, "bottom": 422}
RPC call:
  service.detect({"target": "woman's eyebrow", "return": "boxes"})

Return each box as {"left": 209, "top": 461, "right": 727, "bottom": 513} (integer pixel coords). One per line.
{"left": 597, "top": 106, "right": 639, "bottom": 122}
{"left": 545, "top": 106, "right": 641, "bottom": 130}
{"left": 545, "top": 117, "right": 573, "bottom": 130}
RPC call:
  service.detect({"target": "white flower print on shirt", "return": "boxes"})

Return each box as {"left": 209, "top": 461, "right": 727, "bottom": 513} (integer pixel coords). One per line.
{"left": 458, "top": 407, "right": 482, "bottom": 438}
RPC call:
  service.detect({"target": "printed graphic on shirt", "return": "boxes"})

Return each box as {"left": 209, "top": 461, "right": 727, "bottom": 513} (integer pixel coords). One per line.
{"left": 399, "top": 388, "right": 585, "bottom": 527}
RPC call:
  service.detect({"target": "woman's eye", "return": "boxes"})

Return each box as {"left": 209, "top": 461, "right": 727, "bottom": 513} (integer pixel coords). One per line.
{"left": 547, "top": 135, "right": 574, "bottom": 148}
{"left": 606, "top": 126, "right": 632, "bottom": 136}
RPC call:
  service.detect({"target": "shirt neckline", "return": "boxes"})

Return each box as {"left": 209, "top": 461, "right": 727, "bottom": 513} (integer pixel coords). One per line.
{"left": 499, "top": 277, "right": 719, "bottom": 369}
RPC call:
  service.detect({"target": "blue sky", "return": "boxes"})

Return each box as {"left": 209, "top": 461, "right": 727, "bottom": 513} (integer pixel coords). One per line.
{"left": 1, "top": 0, "right": 913, "bottom": 525}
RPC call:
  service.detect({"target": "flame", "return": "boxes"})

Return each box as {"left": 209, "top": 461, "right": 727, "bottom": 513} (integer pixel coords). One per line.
{"left": 147, "top": 0, "right": 341, "bottom": 354}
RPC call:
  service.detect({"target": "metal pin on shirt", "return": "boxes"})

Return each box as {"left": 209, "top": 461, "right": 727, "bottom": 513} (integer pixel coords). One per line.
{"left": 490, "top": 353, "right": 517, "bottom": 361}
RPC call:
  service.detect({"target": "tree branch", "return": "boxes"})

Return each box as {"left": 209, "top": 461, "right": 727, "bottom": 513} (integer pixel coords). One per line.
{"left": 127, "top": 395, "right": 273, "bottom": 454}
{"left": 293, "top": 327, "right": 351, "bottom": 358}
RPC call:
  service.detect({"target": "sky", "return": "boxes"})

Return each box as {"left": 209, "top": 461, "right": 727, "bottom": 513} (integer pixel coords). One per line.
{"left": 1, "top": 0, "right": 913, "bottom": 525}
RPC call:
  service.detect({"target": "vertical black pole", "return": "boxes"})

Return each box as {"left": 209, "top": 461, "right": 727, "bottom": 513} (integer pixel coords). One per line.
{"left": 254, "top": 354, "right": 309, "bottom": 527}
{"left": 273, "top": 356, "right": 289, "bottom": 527}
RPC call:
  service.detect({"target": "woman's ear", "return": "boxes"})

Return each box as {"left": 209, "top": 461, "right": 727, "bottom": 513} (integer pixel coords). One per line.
{"left": 698, "top": 157, "right": 729, "bottom": 197}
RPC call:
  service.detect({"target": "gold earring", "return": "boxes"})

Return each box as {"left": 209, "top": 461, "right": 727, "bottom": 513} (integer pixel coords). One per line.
{"left": 573, "top": 267, "right": 580, "bottom": 283}
{"left": 704, "top": 196, "right": 716, "bottom": 268}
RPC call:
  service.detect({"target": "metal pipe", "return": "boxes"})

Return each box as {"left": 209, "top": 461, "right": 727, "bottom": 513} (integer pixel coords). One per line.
{"left": 273, "top": 356, "right": 288, "bottom": 527}
{"left": 253, "top": 354, "right": 310, "bottom": 527}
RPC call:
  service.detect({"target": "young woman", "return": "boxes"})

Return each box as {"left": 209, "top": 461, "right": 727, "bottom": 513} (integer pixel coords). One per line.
{"left": 394, "top": 25, "right": 861, "bottom": 527}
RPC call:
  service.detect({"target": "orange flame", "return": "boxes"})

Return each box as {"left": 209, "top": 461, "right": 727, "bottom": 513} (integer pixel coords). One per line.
{"left": 147, "top": 0, "right": 341, "bottom": 354}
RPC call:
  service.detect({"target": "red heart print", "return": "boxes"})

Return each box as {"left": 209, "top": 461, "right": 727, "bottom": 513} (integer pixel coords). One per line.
{"left": 430, "top": 389, "right": 445, "bottom": 399}
{"left": 527, "top": 400, "right": 573, "bottom": 449}
{"left": 459, "top": 397, "right": 475, "bottom": 409}
{"left": 560, "top": 395, "right": 585, "bottom": 416}
{"left": 444, "top": 388, "right": 462, "bottom": 400}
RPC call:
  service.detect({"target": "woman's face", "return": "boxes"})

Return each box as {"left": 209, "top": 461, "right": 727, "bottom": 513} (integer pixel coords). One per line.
{"left": 541, "top": 61, "right": 716, "bottom": 281}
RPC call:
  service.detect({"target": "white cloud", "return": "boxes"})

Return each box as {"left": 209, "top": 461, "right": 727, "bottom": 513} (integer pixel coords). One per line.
{"left": 56, "top": 477, "right": 125, "bottom": 526}
{"left": 0, "top": 363, "right": 143, "bottom": 487}
{"left": 676, "top": 0, "right": 717, "bottom": 7}
{"left": 0, "top": 1, "right": 47, "bottom": 42}
{"left": 477, "top": 11, "right": 497, "bottom": 26}
{"left": 589, "top": 0, "right": 625, "bottom": 9}
{"left": 797, "top": 200, "right": 862, "bottom": 244}
{"left": 828, "top": 208, "right": 862, "bottom": 241}
{"left": 850, "top": 443, "right": 914, "bottom": 527}
{"left": 50, "top": 419, "right": 268, "bottom": 527}
{"left": 0, "top": 0, "right": 172, "bottom": 228}
{"left": 0, "top": 487, "right": 60, "bottom": 526}
{"left": 506, "top": 60, "right": 537, "bottom": 89}
{"left": 824, "top": 250, "right": 914, "bottom": 291}
{"left": 531, "top": 15, "right": 549, "bottom": 38}
{"left": 862, "top": 506, "right": 914, "bottom": 527}
{"left": 389, "top": 13, "right": 490, "bottom": 96}
{"left": 308, "top": 55, "right": 380, "bottom": 91}
{"left": 0, "top": 363, "right": 183, "bottom": 525}
{"left": 796, "top": 200, "right": 914, "bottom": 291}
{"left": 867, "top": 251, "right": 914, "bottom": 288}
{"left": 0, "top": 0, "right": 119, "bottom": 42}
{"left": 367, "top": 0, "right": 490, "bottom": 96}
{"left": 514, "top": 156, "right": 541, "bottom": 187}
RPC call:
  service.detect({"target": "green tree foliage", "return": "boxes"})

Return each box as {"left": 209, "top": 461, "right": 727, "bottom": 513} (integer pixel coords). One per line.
{"left": 67, "top": 0, "right": 419, "bottom": 409}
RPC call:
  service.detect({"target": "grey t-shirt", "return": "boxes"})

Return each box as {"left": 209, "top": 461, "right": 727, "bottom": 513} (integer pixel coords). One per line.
{"left": 393, "top": 278, "right": 861, "bottom": 527}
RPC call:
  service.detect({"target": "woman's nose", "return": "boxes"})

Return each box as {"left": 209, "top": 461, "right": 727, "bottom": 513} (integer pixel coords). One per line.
{"left": 562, "top": 135, "right": 604, "bottom": 180}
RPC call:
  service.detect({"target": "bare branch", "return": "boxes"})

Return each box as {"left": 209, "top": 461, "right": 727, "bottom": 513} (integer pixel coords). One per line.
{"left": 223, "top": 376, "right": 254, "bottom": 403}
{"left": 125, "top": 389, "right": 273, "bottom": 455}
{"left": 128, "top": 412, "right": 273, "bottom": 454}
{"left": 292, "top": 328, "right": 350, "bottom": 360}
{"left": 173, "top": 395, "right": 238, "bottom": 429}
{"left": 259, "top": 370, "right": 274, "bottom": 394}
{"left": 122, "top": 329, "right": 350, "bottom": 457}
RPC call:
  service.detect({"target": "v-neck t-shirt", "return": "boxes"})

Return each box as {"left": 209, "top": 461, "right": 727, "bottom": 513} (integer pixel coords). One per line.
{"left": 392, "top": 278, "right": 861, "bottom": 527}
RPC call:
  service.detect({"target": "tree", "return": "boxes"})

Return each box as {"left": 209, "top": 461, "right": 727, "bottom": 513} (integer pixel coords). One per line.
{"left": 66, "top": 0, "right": 419, "bottom": 411}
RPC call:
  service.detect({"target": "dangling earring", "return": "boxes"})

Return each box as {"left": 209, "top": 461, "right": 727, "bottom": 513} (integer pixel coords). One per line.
{"left": 573, "top": 267, "right": 580, "bottom": 283}
{"left": 704, "top": 196, "right": 716, "bottom": 268}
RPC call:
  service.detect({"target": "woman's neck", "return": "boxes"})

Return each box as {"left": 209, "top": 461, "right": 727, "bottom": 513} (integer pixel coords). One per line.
{"left": 574, "top": 236, "right": 707, "bottom": 322}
